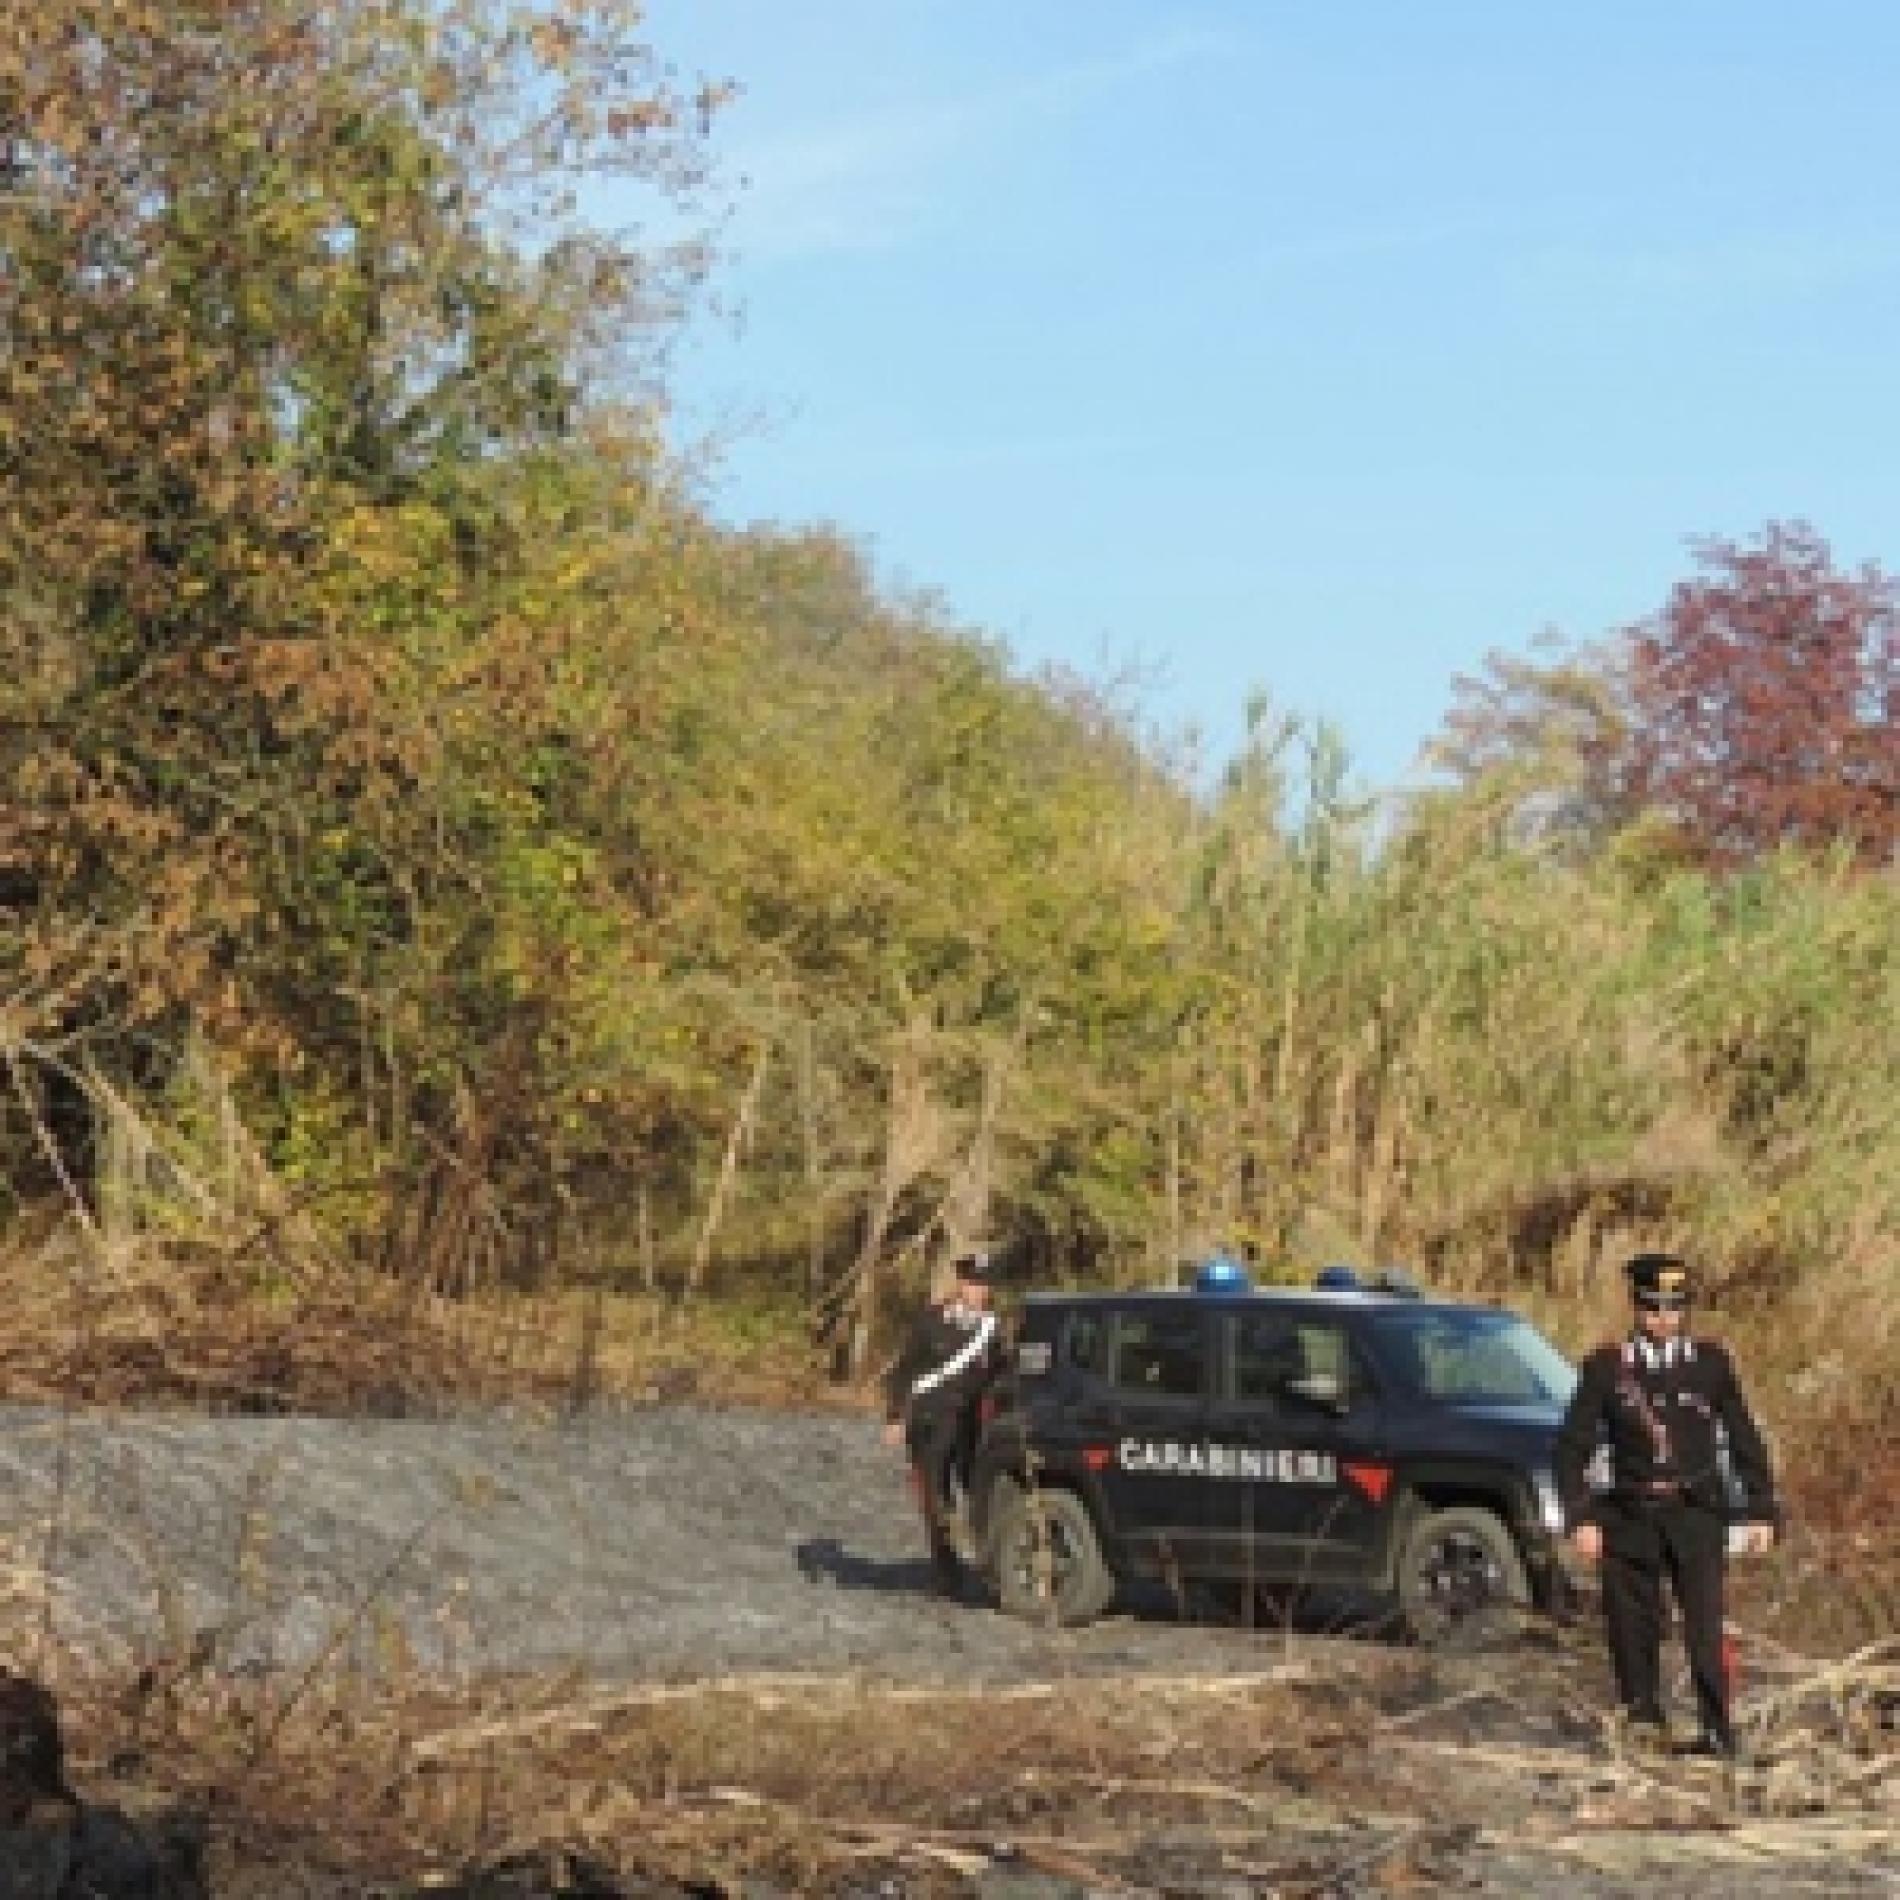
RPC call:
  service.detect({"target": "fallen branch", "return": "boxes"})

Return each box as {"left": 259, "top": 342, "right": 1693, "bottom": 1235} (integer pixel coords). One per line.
{"left": 1744, "top": 1635, "right": 1900, "bottom": 1733}
{"left": 1535, "top": 1812, "right": 1900, "bottom": 1866}
{"left": 1378, "top": 1733, "right": 1608, "bottom": 1780}
{"left": 695, "top": 1785, "right": 1142, "bottom": 1890}
{"left": 1013, "top": 1765, "right": 1310, "bottom": 1814}
{"left": 410, "top": 1663, "right": 1321, "bottom": 1763}
{"left": 1375, "top": 1682, "right": 1507, "bottom": 1731}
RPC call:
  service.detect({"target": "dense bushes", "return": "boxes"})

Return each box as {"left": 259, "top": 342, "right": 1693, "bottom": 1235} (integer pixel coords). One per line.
{"left": 2, "top": 6, "right": 1891, "bottom": 1446}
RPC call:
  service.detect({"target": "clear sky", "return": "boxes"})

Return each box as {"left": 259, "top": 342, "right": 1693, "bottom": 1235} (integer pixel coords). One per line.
{"left": 635, "top": 1, "right": 1899, "bottom": 791}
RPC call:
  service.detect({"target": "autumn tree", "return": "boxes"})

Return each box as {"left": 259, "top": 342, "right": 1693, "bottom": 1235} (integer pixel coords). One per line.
{"left": 0, "top": 0, "right": 722, "bottom": 1246}
{"left": 1624, "top": 523, "right": 1897, "bottom": 868}
{"left": 1427, "top": 633, "right": 1637, "bottom": 853}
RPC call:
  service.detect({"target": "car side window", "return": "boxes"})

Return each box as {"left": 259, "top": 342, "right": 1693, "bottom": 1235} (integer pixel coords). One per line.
{"left": 1399, "top": 1319, "right": 1545, "bottom": 1402}
{"left": 1064, "top": 1312, "right": 1105, "bottom": 1376}
{"left": 1111, "top": 1310, "right": 1204, "bottom": 1399}
{"left": 1301, "top": 1323, "right": 1352, "bottom": 1391}
{"left": 1229, "top": 1314, "right": 1358, "bottom": 1404}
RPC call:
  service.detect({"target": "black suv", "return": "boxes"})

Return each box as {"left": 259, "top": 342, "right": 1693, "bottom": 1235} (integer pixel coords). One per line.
{"left": 965, "top": 1269, "right": 1580, "bottom": 1644}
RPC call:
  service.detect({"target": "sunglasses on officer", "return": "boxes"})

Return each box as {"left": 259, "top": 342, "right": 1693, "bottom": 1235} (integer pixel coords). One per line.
{"left": 1636, "top": 1291, "right": 1688, "bottom": 1312}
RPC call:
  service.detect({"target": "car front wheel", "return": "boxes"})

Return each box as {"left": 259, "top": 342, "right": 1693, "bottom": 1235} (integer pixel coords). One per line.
{"left": 992, "top": 1484, "right": 1115, "bottom": 1626}
{"left": 1396, "top": 1504, "right": 1529, "bottom": 1649}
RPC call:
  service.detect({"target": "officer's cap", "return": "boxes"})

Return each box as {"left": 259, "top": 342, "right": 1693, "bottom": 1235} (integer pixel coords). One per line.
{"left": 1626, "top": 1251, "right": 1691, "bottom": 1307}
{"left": 951, "top": 1250, "right": 994, "bottom": 1286}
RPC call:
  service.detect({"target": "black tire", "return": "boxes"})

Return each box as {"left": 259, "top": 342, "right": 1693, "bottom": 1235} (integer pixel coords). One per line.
{"left": 1396, "top": 1504, "right": 1530, "bottom": 1649}
{"left": 991, "top": 1484, "right": 1116, "bottom": 1626}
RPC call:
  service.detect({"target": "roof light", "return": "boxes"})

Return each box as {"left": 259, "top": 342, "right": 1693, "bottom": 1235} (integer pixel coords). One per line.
{"left": 1194, "top": 1256, "right": 1252, "bottom": 1295}
{"left": 1314, "top": 1265, "right": 1361, "bottom": 1291}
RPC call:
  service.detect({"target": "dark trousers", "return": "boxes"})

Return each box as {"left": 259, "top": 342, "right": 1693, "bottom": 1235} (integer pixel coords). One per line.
{"left": 906, "top": 1407, "right": 970, "bottom": 1582}
{"left": 1599, "top": 1499, "right": 1731, "bottom": 1741}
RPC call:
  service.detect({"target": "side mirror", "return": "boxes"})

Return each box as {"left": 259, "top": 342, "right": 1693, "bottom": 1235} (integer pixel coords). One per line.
{"left": 1284, "top": 1370, "right": 1348, "bottom": 1412}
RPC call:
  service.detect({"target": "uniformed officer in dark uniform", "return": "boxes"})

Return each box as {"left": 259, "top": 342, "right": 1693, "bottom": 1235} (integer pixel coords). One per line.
{"left": 881, "top": 1250, "right": 1005, "bottom": 1597}
{"left": 1555, "top": 1252, "right": 1780, "bottom": 1757}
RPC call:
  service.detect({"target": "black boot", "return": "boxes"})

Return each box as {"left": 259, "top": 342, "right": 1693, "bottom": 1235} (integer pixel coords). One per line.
{"left": 926, "top": 1521, "right": 966, "bottom": 1601}
{"left": 928, "top": 1555, "right": 966, "bottom": 1601}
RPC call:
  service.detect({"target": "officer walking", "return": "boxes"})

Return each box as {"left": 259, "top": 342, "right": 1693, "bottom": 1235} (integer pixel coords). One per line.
{"left": 1555, "top": 1252, "right": 1780, "bottom": 1758}
{"left": 881, "top": 1250, "right": 1005, "bottom": 1598}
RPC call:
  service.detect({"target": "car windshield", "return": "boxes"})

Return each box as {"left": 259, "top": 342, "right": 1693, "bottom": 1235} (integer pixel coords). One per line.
{"left": 1367, "top": 1309, "right": 1577, "bottom": 1406}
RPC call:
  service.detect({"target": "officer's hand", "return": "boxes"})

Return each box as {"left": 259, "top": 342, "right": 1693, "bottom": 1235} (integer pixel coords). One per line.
{"left": 1571, "top": 1523, "right": 1604, "bottom": 1564}
{"left": 881, "top": 1418, "right": 904, "bottom": 1450}
{"left": 1740, "top": 1521, "right": 1775, "bottom": 1555}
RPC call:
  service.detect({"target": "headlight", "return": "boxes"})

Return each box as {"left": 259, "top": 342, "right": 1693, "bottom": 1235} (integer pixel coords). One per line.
{"left": 1532, "top": 1469, "right": 1566, "bottom": 1533}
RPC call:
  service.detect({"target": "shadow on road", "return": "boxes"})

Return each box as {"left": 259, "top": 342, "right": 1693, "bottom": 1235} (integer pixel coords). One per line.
{"left": 792, "top": 1536, "right": 1410, "bottom": 1638}
{"left": 793, "top": 1537, "right": 948, "bottom": 1597}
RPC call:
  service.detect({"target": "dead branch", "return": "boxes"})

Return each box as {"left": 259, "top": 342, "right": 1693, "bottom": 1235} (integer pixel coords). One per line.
{"left": 1374, "top": 1682, "right": 1509, "bottom": 1731}
{"left": 1744, "top": 1635, "right": 1900, "bottom": 1733}
{"left": 686, "top": 1041, "right": 770, "bottom": 1299}
{"left": 409, "top": 1664, "right": 1322, "bottom": 1764}
{"left": 3, "top": 1046, "right": 98, "bottom": 1239}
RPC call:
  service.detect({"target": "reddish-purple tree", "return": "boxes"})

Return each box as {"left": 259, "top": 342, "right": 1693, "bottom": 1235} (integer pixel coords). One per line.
{"left": 1626, "top": 523, "right": 1898, "bottom": 868}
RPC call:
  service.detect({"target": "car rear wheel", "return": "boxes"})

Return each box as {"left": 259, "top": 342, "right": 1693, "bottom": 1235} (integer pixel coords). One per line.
{"left": 992, "top": 1484, "right": 1115, "bottom": 1626}
{"left": 1397, "top": 1505, "right": 1529, "bottom": 1649}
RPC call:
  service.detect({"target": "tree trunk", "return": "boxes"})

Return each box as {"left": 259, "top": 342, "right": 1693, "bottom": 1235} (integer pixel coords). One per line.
{"left": 686, "top": 1042, "right": 771, "bottom": 1301}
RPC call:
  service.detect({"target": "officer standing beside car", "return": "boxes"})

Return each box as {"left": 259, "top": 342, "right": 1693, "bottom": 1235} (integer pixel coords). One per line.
{"left": 1555, "top": 1251, "right": 1780, "bottom": 1758}
{"left": 881, "top": 1249, "right": 1006, "bottom": 1598}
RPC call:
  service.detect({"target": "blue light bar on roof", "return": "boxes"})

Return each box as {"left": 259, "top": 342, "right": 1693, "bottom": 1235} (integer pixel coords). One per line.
{"left": 1194, "top": 1256, "right": 1252, "bottom": 1294}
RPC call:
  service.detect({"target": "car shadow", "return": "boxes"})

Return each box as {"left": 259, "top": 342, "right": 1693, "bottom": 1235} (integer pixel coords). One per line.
{"left": 795, "top": 1540, "right": 1570, "bottom": 1660}
{"left": 1209, "top": 1585, "right": 1404, "bottom": 1642}
{"left": 793, "top": 1536, "right": 950, "bottom": 1598}
{"left": 1109, "top": 1575, "right": 1393, "bottom": 1639}
{"left": 794, "top": 1537, "right": 1407, "bottom": 1635}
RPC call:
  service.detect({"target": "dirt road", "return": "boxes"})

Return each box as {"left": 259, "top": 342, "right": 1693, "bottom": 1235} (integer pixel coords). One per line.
{"left": 0, "top": 1400, "right": 1301, "bottom": 1682}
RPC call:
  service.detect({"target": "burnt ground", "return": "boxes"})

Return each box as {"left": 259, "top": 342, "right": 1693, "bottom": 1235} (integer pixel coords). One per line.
{"left": 0, "top": 1401, "right": 1892, "bottom": 1895}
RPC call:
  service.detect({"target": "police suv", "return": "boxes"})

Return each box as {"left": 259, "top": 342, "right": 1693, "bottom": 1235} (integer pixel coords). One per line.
{"left": 965, "top": 1263, "right": 1580, "bottom": 1645}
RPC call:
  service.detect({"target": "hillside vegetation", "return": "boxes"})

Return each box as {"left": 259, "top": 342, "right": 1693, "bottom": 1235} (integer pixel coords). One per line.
{"left": 2, "top": 2, "right": 1895, "bottom": 1516}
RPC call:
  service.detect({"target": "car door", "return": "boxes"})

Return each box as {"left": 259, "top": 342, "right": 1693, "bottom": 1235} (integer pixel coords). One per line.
{"left": 1205, "top": 1307, "right": 1389, "bottom": 1581}
{"left": 1072, "top": 1303, "right": 1211, "bottom": 1568}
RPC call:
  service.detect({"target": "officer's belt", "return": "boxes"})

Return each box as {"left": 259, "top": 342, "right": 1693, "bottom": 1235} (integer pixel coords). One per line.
{"left": 1620, "top": 1477, "right": 1687, "bottom": 1501}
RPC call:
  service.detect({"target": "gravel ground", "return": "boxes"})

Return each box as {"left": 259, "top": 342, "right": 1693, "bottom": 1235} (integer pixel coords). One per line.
{"left": 0, "top": 1402, "right": 1291, "bottom": 1683}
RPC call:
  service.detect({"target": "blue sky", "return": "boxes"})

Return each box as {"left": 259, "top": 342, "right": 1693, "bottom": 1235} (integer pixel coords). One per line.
{"left": 634, "top": 1, "right": 1899, "bottom": 791}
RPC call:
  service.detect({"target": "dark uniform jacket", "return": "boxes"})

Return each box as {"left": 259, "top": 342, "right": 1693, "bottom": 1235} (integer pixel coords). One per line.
{"left": 881, "top": 1299, "right": 1003, "bottom": 1426}
{"left": 1555, "top": 1333, "right": 1778, "bottom": 1532}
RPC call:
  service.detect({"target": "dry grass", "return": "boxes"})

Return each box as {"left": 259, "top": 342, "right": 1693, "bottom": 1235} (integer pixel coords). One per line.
{"left": 0, "top": 1233, "right": 848, "bottom": 1420}
{"left": 34, "top": 1647, "right": 1388, "bottom": 1892}
{"left": 20, "top": 1622, "right": 1892, "bottom": 1895}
